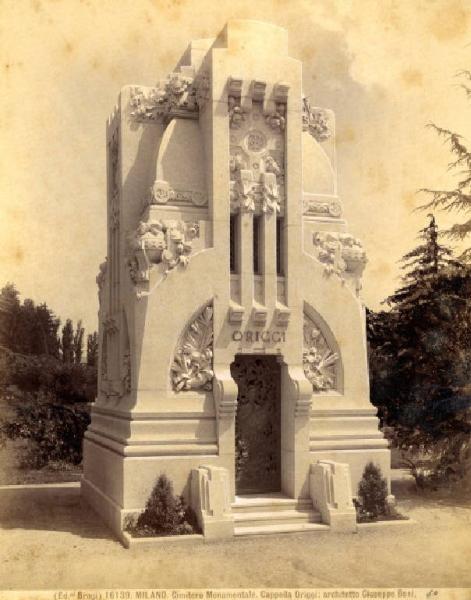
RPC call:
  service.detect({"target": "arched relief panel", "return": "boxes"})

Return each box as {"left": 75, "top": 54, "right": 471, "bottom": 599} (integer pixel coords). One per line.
{"left": 303, "top": 302, "right": 344, "bottom": 394}
{"left": 170, "top": 301, "right": 214, "bottom": 393}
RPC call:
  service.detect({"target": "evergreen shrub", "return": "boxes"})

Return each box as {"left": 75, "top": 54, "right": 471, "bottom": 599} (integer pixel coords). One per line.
{"left": 355, "top": 462, "right": 407, "bottom": 523}
{"left": 124, "top": 474, "right": 199, "bottom": 537}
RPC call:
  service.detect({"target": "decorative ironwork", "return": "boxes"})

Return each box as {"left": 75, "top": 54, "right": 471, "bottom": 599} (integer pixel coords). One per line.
{"left": 231, "top": 355, "right": 281, "bottom": 493}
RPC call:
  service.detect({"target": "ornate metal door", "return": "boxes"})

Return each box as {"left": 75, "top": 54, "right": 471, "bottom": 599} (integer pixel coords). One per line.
{"left": 230, "top": 355, "right": 281, "bottom": 494}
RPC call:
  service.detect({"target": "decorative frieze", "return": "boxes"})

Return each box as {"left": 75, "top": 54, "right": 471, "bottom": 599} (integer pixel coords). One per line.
{"left": 171, "top": 304, "right": 214, "bottom": 392}
{"left": 127, "top": 219, "right": 200, "bottom": 286}
{"left": 303, "top": 195, "right": 342, "bottom": 218}
{"left": 302, "top": 97, "right": 331, "bottom": 142}
{"left": 149, "top": 179, "right": 207, "bottom": 208}
{"left": 303, "top": 314, "right": 339, "bottom": 392}
{"left": 130, "top": 70, "right": 210, "bottom": 122}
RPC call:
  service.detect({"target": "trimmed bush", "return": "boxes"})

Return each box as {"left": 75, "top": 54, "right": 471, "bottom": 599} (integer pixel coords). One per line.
{"left": 354, "top": 462, "right": 407, "bottom": 523}
{"left": 357, "top": 462, "right": 388, "bottom": 520}
{"left": 124, "top": 474, "right": 199, "bottom": 537}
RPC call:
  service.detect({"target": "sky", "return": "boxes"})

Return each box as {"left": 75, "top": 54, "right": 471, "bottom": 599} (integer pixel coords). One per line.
{"left": 0, "top": 0, "right": 470, "bottom": 335}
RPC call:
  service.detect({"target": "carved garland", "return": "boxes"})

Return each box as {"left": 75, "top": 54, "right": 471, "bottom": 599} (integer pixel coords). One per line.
{"left": 130, "top": 70, "right": 210, "bottom": 122}
{"left": 303, "top": 314, "right": 339, "bottom": 392}
{"left": 302, "top": 97, "right": 332, "bottom": 142}
{"left": 312, "top": 232, "right": 367, "bottom": 294}
{"left": 171, "top": 304, "right": 214, "bottom": 392}
{"left": 127, "top": 219, "right": 200, "bottom": 287}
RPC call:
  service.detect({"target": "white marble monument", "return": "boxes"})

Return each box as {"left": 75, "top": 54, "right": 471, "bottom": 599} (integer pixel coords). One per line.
{"left": 82, "top": 20, "right": 391, "bottom": 541}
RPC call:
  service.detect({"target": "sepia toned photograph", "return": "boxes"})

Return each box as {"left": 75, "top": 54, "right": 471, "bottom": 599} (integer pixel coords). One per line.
{"left": 0, "top": 0, "right": 470, "bottom": 594}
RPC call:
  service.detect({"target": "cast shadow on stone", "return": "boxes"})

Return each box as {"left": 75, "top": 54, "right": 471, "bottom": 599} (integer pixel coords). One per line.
{"left": 0, "top": 492, "right": 115, "bottom": 541}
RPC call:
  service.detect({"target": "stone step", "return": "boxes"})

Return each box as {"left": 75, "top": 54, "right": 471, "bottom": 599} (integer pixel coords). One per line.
{"left": 234, "top": 522, "right": 330, "bottom": 537}
{"left": 232, "top": 493, "right": 313, "bottom": 513}
{"left": 234, "top": 509, "right": 322, "bottom": 528}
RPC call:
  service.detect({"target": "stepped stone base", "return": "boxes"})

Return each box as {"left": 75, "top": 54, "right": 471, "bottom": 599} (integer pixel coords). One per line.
{"left": 232, "top": 493, "right": 327, "bottom": 537}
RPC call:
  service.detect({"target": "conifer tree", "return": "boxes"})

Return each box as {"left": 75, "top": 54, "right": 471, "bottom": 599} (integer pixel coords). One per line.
{"left": 419, "top": 70, "right": 471, "bottom": 261}
{"left": 73, "top": 320, "right": 84, "bottom": 364}
{"left": 61, "top": 319, "right": 74, "bottom": 364}
{"left": 368, "top": 215, "right": 471, "bottom": 438}
{"left": 86, "top": 332, "right": 98, "bottom": 367}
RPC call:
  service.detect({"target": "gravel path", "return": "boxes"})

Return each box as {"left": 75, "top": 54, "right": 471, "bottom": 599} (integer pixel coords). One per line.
{"left": 0, "top": 476, "right": 470, "bottom": 589}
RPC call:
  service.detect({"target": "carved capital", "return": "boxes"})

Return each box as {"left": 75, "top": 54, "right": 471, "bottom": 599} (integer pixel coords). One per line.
{"left": 213, "top": 367, "right": 239, "bottom": 418}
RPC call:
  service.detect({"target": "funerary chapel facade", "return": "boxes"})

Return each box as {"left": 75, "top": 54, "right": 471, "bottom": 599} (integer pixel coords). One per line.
{"left": 82, "top": 20, "right": 391, "bottom": 541}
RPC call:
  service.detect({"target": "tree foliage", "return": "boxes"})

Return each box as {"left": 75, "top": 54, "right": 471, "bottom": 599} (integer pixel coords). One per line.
{"left": 368, "top": 216, "right": 471, "bottom": 486}
{"left": 0, "top": 391, "right": 90, "bottom": 469}
{"left": 86, "top": 332, "right": 98, "bottom": 367}
{"left": 0, "top": 284, "right": 61, "bottom": 358}
{"left": 418, "top": 71, "right": 471, "bottom": 261}
{"left": 0, "top": 282, "right": 97, "bottom": 471}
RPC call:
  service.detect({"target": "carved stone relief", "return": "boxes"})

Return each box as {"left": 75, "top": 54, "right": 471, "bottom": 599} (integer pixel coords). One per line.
{"left": 303, "top": 314, "right": 339, "bottom": 392}
{"left": 130, "top": 70, "right": 210, "bottom": 122}
{"left": 96, "top": 258, "right": 107, "bottom": 306}
{"left": 303, "top": 196, "right": 342, "bottom": 218}
{"left": 312, "top": 232, "right": 367, "bottom": 294}
{"left": 149, "top": 179, "right": 207, "bottom": 208}
{"left": 127, "top": 219, "right": 200, "bottom": 286}
{"left": 302, "top": 97, "right": 331, "bottom": 143}
{"left": 171, "top": 304, "right": 214, "bottom": 392}
{"left": 228, "top": 97, "right": 285, "bottom": 214}
{"left": 122, "top": 349, "right": 131, "bottom": 395}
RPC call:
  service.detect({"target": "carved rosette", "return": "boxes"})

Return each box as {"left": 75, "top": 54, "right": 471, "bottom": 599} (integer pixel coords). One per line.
{"left": 127, "top": 219, "right": 200, "bottom": 287}
{"left": 228, "top": 96, "right": 285, "bottom": 214}
{"left": 149, "top": 179, "right": 207, "bottom": 208}
{"left": 312, "top": 232, "right": 367, "bottom": 293}
{"left": 303, "top": 315, "right": 339, "bottom": 392}
{"left": 171, "top": 304, "right": 214, "bottom": 392}
{"left": 302, "top": 98, "right": 331, "bottom": 142}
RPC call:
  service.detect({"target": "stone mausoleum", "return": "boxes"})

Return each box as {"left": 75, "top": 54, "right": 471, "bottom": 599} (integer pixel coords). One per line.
{"left": 82, "top": 20, "right": 391, "bottom": 542}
